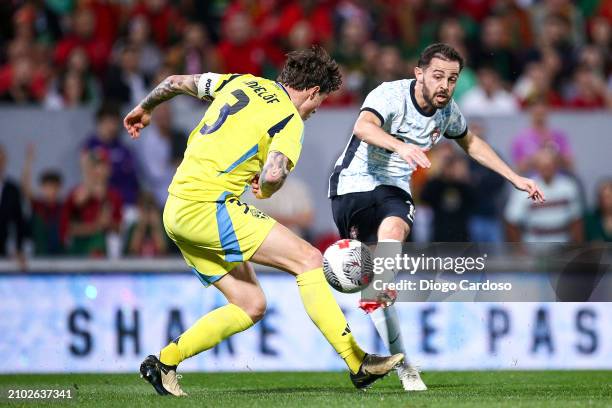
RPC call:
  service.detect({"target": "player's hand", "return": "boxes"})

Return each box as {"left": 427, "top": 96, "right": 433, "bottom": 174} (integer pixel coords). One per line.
{"left": 512, "top": 176, "right": 546, "bottom": 203}
{"left": 395, "top": 143, "right": 431, "bottom": 169}
{"left": 123, "top": 105, "right": 151, "bottom": 139}
{"left": 251, "top": 174, "right": 262, "bottom": 198}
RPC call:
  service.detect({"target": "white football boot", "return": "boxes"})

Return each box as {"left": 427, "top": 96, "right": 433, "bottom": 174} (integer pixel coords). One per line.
{"left": 398, "top": 365, "right": 427, "bottom": 391}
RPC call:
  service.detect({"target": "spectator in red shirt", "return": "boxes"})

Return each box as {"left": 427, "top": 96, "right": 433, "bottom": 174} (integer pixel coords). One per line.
{"left": 596, "top": 0, "right": 612, "bottom": 23}
{"left": 60, "top": 149, "right": 122, "bottom": 257}
{"left": 0, "top": 54, "right": 46, "bottom": 103}
{"left": 513, "top": 62, "right": 565, "bottom": 108}
{"left": 216, "top": 11, "right": 281, "bottom": 76}
{"left": 124, "top": 191, "right": 168, "bottom": 257}
{"left": 456, "top": 0, "right": 492, "bottom": 23}
{"left": 490, "top": 0, "right": 533, "bottom": 50}
{"left": 54, "top": 8, "right": 111, "bottom": 75}
{"left": 277, "top": 0, "right": 334, "bottom": 46}
{"left": 21, "top": 144, "right": 64, "bottom": 255}
{"left": 83, "top": 0, "right": 123, "bottom": 49}
{"left": 0, "top": 37, "right": 48, "bottom": 103}
{"left": 287, "top": 20, "right": 315, "bottom": 51}
{"left": 130, "top": 0, "right": 183, "bottom": 48}
{"left": 11, "top": 1, "right": 62, "bottom": 45}
{"left": 222, "top": 0, "right": 282, "bottom": 44}
{"left": 566, "top": 66, "right": 609, "bottom": 109}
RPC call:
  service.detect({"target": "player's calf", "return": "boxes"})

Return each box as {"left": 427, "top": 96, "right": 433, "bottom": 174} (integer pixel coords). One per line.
{"left": 215, "top": 263, "right": 267, "bottom": 323}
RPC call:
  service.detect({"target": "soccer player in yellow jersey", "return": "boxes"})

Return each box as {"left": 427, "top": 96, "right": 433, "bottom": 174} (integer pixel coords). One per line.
{"left": 123, "top": 46, "right": 403, "bottom": 397}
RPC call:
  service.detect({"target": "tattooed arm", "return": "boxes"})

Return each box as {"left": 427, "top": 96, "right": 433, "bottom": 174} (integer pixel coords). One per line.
{"left": 123, "top": 74, "right": 201, "bottom": 139}
{"left": 256, "top": 151, "right": 292, "bottom": 198}
{"left": 140, "top": 74, "right": 201, "bottom": 111}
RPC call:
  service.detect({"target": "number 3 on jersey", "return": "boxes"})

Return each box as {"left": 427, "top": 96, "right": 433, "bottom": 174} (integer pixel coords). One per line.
{"left": 200, "top": 89, "right": 250, "bottom": 136}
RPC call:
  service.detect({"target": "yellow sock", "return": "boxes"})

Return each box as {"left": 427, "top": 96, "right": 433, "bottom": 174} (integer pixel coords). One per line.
{"left": 159, "top": 303, "right": 253, "bottom": 366}
{"left": 297, "top": 268, "right": 366, "bottom": 374}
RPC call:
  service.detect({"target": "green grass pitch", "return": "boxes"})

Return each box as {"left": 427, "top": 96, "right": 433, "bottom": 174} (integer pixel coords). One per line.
{"left": 1, "top": 371, "right": 611, "bottom": 407}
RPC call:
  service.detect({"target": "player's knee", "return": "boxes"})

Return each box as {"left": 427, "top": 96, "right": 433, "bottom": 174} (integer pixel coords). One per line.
{"left": 237, "top": 291, "right": 267, "bottom": 323}
{"left": 297, "top": 245, "right": 323, "bottom": 273}
{"left": 245, "top": 302, "right": 267, "bottom": 323}
{"left": 378, "top": 220, "right": 410, "bottom": 241}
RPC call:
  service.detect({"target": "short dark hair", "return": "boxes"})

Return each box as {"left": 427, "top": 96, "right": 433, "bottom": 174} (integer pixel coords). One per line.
{"left": 277, "top": 45, "right": 341, "bottom": 94}
{"left": 418, "top": 43, "right": 464, "bottom": 71}
{"left": 95, "top": 102, "right": 121, "bottom": 122}
{"left": 39, "top": 170, "right": 62, "bottom": 185}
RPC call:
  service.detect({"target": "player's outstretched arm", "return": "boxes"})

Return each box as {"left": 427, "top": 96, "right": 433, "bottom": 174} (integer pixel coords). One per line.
{"left": 456, "top": 130, "right": 546, "bottom": 203}
{"left": 354, "top": 111, "right": 431, "bottom": 169}
{"left": 123, "top": 74, "right": 201, "bottom": 139}
{"left": 257, "top": 151, "right": 292, "bottom": 199}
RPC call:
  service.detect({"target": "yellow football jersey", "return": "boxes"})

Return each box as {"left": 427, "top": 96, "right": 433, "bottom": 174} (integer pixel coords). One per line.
{"left": 168, "top": 73, "right": 304, "bottom": 202}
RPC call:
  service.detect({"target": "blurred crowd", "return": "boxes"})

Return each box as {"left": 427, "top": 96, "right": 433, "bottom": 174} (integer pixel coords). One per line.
{"left": 0, "top": 0, "right": 611, "bottom": 265}
{"left": 0, "top": 0, "right": 611, "bottom": 109}
{"left": 413, "top": 114, "right": 612, "bottom": 245}
{"left": 0, "top": 101, "right": 610, "bottom": 266}
{"left": 0, "top": 102, "right": 187, "bottom": 265}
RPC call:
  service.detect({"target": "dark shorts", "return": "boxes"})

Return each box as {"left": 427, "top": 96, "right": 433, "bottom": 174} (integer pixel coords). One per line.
{"left": 331, "top": 185, "right": 415, "bottom": 243}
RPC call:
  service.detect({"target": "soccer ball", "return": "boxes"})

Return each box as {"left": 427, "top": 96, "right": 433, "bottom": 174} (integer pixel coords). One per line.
{"left": 323, "top": 239, "right": 374, "bottom": 293}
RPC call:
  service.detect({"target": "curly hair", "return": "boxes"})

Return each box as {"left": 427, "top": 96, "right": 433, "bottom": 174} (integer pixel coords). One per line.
{"left": 277, "top": 45, "right": 341, "bottom": 94}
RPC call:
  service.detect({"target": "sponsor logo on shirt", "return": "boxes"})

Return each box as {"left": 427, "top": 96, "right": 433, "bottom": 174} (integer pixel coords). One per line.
{"left": 204, "top": 78, "right": 212, "bottom": 96}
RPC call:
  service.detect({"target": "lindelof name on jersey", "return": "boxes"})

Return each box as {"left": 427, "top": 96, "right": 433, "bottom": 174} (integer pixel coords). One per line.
{"left": 244, "top": 80, "right": 281, "bottom": 104}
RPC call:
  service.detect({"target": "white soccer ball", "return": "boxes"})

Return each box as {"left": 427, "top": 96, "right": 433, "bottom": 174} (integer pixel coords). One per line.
{"left": 323, "top": 239, "right": 374, "bottom": 293}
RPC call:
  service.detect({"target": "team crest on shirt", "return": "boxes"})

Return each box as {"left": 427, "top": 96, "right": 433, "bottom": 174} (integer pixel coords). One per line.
{"left": 250, "top": 207, "right": 269, "bottom": 220}
{"left": 430, "top": 127, "right": 441, "bottom": 143}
